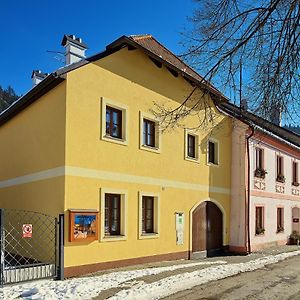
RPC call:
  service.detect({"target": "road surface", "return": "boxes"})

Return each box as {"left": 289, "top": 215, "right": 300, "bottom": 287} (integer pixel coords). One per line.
{"left": 164, "top": 255, "right": 300, "bottom": 300}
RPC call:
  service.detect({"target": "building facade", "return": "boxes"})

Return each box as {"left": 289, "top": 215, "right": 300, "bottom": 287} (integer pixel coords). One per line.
{"left": 0, "top": 34, "right": 233, "bottom": 276}
{"left": 219, "top": 103, "right": 300, "bottom": 253}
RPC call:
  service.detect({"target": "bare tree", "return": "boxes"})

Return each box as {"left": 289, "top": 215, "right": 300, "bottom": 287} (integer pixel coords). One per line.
{"left": 155, "top": 0, "right": 300, "bottom": 129}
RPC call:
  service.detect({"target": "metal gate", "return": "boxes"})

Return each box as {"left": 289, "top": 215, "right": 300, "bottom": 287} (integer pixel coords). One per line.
{"left": 0, "top": 209, "right": 64, "bottom": 285}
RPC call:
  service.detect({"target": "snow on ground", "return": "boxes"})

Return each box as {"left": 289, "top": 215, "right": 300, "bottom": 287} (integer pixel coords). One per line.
{"left": 0, "top": 260, "right": 226, "bottom": 300}
{"left": 1, "top": 250, "right": 300, "bottom": 300}
{"left": 111, "top": 250, "right": 300, "bottom": 300}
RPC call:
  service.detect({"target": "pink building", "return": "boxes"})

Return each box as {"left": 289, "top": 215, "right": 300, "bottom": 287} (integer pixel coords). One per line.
{"left": 218, "top": 102, "right": 300, "bottom": 253}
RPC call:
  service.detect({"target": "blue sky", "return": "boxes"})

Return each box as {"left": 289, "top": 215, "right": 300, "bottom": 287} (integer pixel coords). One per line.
{"left": 0, "top": 0, "right": 196, "bottom": 95}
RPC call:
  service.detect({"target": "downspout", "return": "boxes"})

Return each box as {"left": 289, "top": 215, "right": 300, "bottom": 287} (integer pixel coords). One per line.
{"left": 246, "top": 126, "right": 254, "bottom": 254}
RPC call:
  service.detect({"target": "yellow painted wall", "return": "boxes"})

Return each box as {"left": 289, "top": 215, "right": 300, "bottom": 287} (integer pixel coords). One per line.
{"left": 0, "top": 46, "right": 233, "bottom": 269}
{"left": 0, "top": 82, "right": 67, "bottom": 215}
{"left": 64, "top": 48, "right": 232, "bottom": 267}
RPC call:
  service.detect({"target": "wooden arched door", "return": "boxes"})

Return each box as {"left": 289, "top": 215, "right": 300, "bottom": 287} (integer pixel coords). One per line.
{"left": 192, "top": 201, "right": 223, "bottom": 255}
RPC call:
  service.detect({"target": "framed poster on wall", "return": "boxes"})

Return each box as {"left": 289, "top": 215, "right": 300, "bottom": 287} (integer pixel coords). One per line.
{"left": 69, "top": 210, "right": 99, "bottom": 242}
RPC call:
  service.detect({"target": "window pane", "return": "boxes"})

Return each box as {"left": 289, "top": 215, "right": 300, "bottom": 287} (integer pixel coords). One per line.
{"left": 142, "top": 196, "right": 154, "bottom": 233}
{"left": 143, "top": 119, "right": 156, "bottom": 147}
{"left": 106, "top": 106, "right": 122, "bottom": 139}
{"left": 105, "top": 194, "right": 121, "bottom": 235}
{"left": 188, "top": 134, "right": 196, "bottom": 158}
{"left": 208, "top": 141, "right": 215, "bottom": 164}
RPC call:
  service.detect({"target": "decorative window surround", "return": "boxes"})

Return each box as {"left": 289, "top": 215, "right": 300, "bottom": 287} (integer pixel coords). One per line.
{"left": 138, "top": 191, "right": 160, "bottom": 239}
{"left": 139, "top": 111, "right": 161, "bottom": 153}
{"left": 100, "top": 188, "right": 128, "bottom": 242}
{"left": 101, "top": 97, "right": 129, "bottom": 146}
{"left": 254, "top": 178, "right": 266, "bottom": 191}
{"left": 184, "top": 129, "right": 200, "bottom": 163}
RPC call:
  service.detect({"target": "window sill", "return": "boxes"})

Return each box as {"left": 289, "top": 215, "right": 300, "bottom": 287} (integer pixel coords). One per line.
{"left": 139, "top": 233, "right": 159, "bottom": 240}
{"left": 102, "top": 135, "right": 128, "bottom": 146}
{"left": 140, "top": 144, "right": 161, "bottom": 154}
{"left": 207, "top": 162, "right": 219, "bottom": 168}
{"left": 185, "top": 156, "right": 200, "bottom": 164}
{"left": 101, "top": 235, "right": 127, "bottom": 242}
{"left": 255, "top": 233, "right": 265, "bottom": 236}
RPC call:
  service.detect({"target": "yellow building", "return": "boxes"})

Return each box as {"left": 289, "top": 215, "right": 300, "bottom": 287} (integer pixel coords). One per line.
{"left": 0, "top": 34, "right": 232, "bottom": 277}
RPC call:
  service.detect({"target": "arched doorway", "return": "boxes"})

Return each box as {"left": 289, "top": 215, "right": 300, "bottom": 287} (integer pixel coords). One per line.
{"left": 292, "top": 207, "right": 300, "bottom": 233}
{"left": 192, "top": 201, "right": 223, "bottom": 256}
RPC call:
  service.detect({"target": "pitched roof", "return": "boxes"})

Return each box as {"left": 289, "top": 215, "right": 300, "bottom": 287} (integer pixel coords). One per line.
{"left": 0, "top": 34, "right": 227, "bottom": 127}
{"left": 218, "top": 102, "right": 300, "bottom": 149}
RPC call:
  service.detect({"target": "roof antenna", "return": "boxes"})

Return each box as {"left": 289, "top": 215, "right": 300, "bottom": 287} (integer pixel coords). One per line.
{"left": 46, "top": 50, "right": 65, "bottom": 64}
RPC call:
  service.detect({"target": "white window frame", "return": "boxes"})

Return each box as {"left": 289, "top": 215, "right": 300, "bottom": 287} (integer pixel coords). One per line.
{"left": 138, "top": 191, "right": 160, "bottom": 239}
{"left": 184, "top": 129, "right": 200, "bottom": 163}
{"left": 100, "top": 188, "right": 128, "bottom": 242}
{"left": 207, "top": 138, "right": 219, "bottom": 166}
{"left": 139, "top": 111, "right": 161, "bottom": 153}
{"left": 101, "top": 97, "right": 129, "bottom": 146}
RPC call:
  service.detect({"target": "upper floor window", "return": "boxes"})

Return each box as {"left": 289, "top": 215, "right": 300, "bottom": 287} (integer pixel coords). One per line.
{"left": 254, "top": 147, "right": 266, "bottom": 178}
{"left": 187, "top": 134, "right": 196, "bottom": 158}
{"left": 184, "top": 130, "right": 199, "bottom": 163}
{"left": 106, "top": 106, "right": 122, "bottom": 139}
{"left": 143, "top": 119, "right": 156, "bottom": 147}
{"left": 208, "top": 139, "right": 219, "bottom": 165}
{"left": 101, "top": 97, "right": 129, "bottom": 146}
{"left": 139, "top": 112, "right": 161, "bottom": 153}
{"left": 276, "top": 155, "right": 285, "bottom": 183}
{"left": 292, "top": 161, "right": 299, "bottom": 186}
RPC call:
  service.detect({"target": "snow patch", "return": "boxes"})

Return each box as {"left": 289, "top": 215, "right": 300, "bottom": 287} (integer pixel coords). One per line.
{"left": 1, "top": 260, "right": 226, "bottom": 300}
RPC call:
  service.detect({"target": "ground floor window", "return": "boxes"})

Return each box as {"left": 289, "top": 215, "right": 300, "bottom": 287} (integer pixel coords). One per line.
{"left": 100, "top": 188, "right": 127, "bottom": 241}
{"left": 139, "top": 192, "right": 160, "bottom": 238}
{"left": 105, "top": 193, "right": 121, "bottom": 235}
{"left": 277, "top": 207, "right": 284, "bottom": 233}
{"left": 255, "top": 206, "right": 265, "bottom": 235}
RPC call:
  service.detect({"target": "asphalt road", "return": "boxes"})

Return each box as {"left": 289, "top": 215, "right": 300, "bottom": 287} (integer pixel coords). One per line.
{"left": 164, "top": 255, "right": 300, "bottom": 300}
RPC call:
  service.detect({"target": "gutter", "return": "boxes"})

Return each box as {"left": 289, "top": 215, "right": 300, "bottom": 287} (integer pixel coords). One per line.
{"left": 246, "top": 126, "right": 254, "bottom": 254}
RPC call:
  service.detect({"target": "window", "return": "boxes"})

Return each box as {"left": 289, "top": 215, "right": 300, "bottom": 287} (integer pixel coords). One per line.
{"left": 105, "top": 193, "right": 121, "bottom": 235}
{"left": 184, "top": 130, "right": 199, "bottom": 162}
{"left": 106, "top": 106, "right": 122, "bottom": 139}
{"left": 188, "top": 134, "right": 196, "bottom": 158}
{"left": 208, "top": 140, "right": 219, "bottom": 165}
{"left": 100, "top": 188, "right": 127, "bottom": 241}
{"left": 143, "top": 119, "right": 156, "bottom": 147}
{"left": 254, "top": 148, "right": 266, "bottom": 178}
{"left": 292, "top": 161, "right": 299, "bottom": 186}
{"left": 101, "top": 97, "right": 129, "bottom": 145}
{"left": 139, "top": 112, "right": 161, "bottom": 153}
{"left": 142, "top": 196, "right": 154, "bottom": 233}
{"left": 277, "top": 207, "right": 284, "bottom": 233}
{"left": 276, "top": 155, "right": 285, "bottom": 183}
{"left": 255, "top": 206, "right": 264, "bottom": 235}
{"left": 139, "top": 192, "right": 160, "bottom": 239}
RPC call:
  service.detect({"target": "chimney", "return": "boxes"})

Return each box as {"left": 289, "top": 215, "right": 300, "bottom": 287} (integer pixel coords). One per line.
{"left": 61, "top": 34, "right": 88, "bottom": 65}
{"left": 240, "top": 98, "right": 248, "bottom": 111}
{"left": 270, "top": 104, "right": 282, "bottom": 126}
{"left": 31, "top": 70, "right": 48, "bottom": 87}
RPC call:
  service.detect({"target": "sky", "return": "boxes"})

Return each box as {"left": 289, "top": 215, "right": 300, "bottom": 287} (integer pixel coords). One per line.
{"left": 0, "top": 0, "right": 196, "bottom": 96}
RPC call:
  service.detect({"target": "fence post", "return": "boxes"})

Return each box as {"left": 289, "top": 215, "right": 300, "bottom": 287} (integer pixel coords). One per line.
{"left": 57, "top": 213, "right": 64, "bottom": 280}
{"left": 0, "top": 209, "right": 4, "bottom": 286}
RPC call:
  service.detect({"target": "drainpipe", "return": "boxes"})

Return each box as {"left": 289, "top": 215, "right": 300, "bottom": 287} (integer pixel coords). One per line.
{"left": 246, "top": 126, "right": 254, "bottom": 254}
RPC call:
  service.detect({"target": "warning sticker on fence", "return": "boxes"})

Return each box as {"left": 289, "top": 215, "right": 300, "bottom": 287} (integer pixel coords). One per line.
{"left": 22, "top": 224, "right": 32, "bottom": 238}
